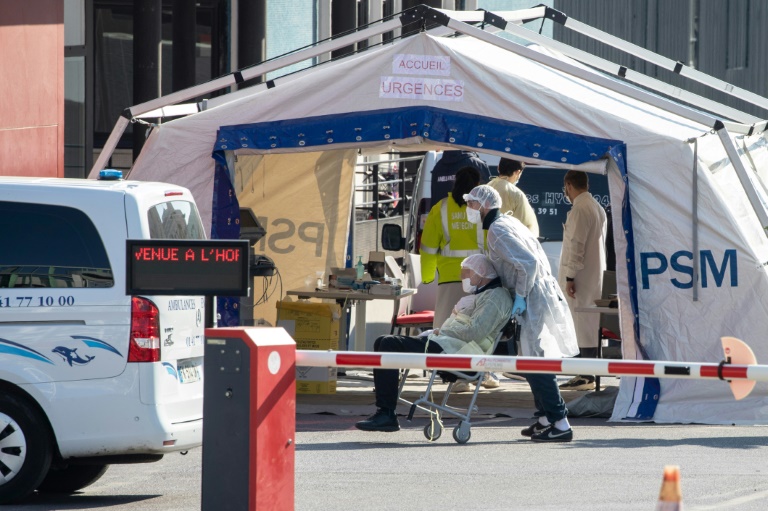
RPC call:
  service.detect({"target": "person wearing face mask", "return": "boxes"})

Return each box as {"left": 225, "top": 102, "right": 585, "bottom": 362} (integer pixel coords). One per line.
{"left": 557, "top": 170, "right": 607, "bottom": 391}
{"left": 420, "top": 166, "right": 484, "bottom": 330}
{"left": 464, "top": 185, "right": 579, "bottom": 442}
{"left": 487, "top": 158, "right": 539, "bottom": 237}
{"left": 355, "top": 254, "right": 512, "bottom": 433}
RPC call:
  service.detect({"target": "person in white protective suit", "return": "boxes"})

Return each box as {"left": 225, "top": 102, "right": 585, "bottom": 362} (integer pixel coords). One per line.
{"left": 464, "top": 185, "right": 579, "bottom": 443}
{"left": 558, "top": 170, "right": 607, "bottom": 391}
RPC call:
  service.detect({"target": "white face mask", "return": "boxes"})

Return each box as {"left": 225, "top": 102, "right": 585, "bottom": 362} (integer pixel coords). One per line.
{"left": 466, "top": 207, "right": 482, "bottom": 224}
{"left": 461, "top": 278, "right": 477, "bottom": 294}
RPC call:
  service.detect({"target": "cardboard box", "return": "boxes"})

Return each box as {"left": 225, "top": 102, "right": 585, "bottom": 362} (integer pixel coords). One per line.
{"left": 295, "top": 338, "right": 339, "bottom": 351}
{"left": 276, "top": 301, "right": 341, "bottom": 341}
{"left": 296, "top": 366, "right": 337, "bottom": 394}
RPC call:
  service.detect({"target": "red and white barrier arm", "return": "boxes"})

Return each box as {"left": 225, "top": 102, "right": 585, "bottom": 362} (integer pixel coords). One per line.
{"left": 295, "top": 337, "right": 765, "bottom": 400}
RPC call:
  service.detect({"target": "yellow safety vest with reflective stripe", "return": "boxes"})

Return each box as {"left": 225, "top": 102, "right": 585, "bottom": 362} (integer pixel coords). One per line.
{"left": 420, "top": 196, "right": 485, "bottom": 284}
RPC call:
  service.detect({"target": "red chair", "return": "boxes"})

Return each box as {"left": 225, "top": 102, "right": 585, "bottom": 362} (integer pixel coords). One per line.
{"left": 386, "top": 255, "right": 434, "bottom": 336}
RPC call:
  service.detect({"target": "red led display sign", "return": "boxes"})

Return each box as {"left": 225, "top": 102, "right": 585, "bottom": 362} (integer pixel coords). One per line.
{"left": 126, "top": 240, "right": 250, "bottom": 296}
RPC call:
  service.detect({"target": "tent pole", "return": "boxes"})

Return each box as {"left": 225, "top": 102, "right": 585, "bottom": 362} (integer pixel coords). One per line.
{"left": 129, "top": 17, "right": 402, "bottom": 118}
{"left": 482, "top": 10, "right": 760, "bottom": 125}
{"left": 91, "top": 116, "right": 131, "bottom": 177}
{"left": 692, "top": 140, "right": 699, "bottom": 302}
{"left": 544, "top": 7, "right": 768, "bottom": 114}
{"left": 476, "top": 12, "right": 760, "bottom": 134}
{"left": 715, "top": 123, "right": 768, "bottom": 238}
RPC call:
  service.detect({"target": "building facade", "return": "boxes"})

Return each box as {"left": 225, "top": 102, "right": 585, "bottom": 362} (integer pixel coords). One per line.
{"left": 16, "top": 1, "right": 761, "bottom": 180}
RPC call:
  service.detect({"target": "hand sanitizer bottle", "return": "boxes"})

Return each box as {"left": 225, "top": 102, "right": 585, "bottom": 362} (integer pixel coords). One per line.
{"left": 356, "top": 256, "right": 365, "bottom": 279}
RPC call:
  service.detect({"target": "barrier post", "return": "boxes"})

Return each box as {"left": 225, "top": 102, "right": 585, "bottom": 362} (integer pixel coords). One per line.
{"left": 202, "top": 327, "right": 296, "bottom": 511}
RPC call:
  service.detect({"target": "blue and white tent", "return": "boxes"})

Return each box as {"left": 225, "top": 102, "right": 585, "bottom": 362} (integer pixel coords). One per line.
{"left": 111, "top": 7, "right": 768, "bottom": 424}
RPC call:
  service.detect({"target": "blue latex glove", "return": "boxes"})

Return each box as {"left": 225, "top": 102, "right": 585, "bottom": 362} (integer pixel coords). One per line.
{"left": 512, "top": 294, "right": 527, "bottom": 316}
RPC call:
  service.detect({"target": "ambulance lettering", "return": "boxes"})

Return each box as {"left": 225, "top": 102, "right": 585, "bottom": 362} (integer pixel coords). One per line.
{"left": 168, "top": 298, "right": 197, "bottom": 311}
{"left": 640, "top": 249, "right": 738, "bottom": 289}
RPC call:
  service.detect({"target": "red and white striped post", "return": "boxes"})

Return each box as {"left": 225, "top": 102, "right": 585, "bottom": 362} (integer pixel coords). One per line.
{"left": 296, "top": 337, "right": 764, "bottom": 400}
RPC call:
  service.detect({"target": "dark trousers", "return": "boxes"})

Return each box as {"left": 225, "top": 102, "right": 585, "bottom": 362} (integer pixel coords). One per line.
{"left": 527, "top": 373, "right": 568, "bottom": 423}
{"left": 503, "top": 335, "right": 568, "bottom": 423}
{"left": 373, "top": 335, "right": 444, "bottom": 410}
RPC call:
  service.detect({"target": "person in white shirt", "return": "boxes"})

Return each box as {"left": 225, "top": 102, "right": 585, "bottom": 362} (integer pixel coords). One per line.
{"left": 558, "top": 170, "right": 607, "bottom": 391}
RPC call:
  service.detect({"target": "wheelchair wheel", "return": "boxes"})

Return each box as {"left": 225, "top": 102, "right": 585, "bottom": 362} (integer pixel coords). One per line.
{"left": 452, "top": 423, "right": 471, "bottom": 444}
{"left": 424, "top": 422, "right": 442, "bottom": 441}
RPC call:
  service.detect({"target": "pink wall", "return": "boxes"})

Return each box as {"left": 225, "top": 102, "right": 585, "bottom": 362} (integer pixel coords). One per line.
{"left": 0, "top": 1, "right": 64, "bottom": 177}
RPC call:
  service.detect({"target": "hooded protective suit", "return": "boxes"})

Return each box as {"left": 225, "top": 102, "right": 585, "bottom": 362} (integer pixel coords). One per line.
{"left": 486, "top": 215, "right": 579, "bottom": 358}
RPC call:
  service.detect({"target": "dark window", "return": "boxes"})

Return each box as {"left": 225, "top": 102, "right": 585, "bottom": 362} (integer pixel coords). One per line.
{"left": 726, "top": 0, "right": 749, "bottom": 70}
{"left": 94, "top": 2, "right": 224, "bottom": 146}
{"left": 0, "top": 202, "right": 114, "bottom": 288}
{"left": 517, "top": 167, "right": 610, "bottom": 242}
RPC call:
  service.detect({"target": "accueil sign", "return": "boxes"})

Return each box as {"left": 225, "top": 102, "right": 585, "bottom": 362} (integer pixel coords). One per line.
{"left": 381, "top": 54, "right": 464, "bottom": 102}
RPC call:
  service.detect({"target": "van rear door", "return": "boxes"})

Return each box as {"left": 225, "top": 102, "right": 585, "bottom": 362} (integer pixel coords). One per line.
{"left": 124, "top": 191, "right": 206, "bottom": 406}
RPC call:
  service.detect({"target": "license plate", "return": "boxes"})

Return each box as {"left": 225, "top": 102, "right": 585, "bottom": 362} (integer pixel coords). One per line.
{"left": 178, "top": 360, "right": 201, "bottom": 384}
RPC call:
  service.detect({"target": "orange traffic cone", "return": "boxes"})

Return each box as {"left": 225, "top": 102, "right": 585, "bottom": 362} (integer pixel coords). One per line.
{"left": 655, "top": 465, "right": 683, "bottom": 510}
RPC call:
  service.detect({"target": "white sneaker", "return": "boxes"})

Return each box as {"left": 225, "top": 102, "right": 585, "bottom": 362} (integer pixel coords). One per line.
{"left": 480, "top": 372, "right": 500, "bottom": 389}
{"left": 451, "top": 380, "right": 473, "bottom": 393}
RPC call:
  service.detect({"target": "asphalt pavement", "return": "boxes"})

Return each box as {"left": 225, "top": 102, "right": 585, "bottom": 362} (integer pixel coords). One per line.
{"left": 14, "top": 375, "right": 768, "bottom": 510}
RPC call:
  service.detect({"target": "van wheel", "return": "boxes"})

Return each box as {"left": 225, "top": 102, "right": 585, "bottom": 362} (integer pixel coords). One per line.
{"left": 0, "top": 394, "right": 53, "bottom": 504}
{"left": 37, "top": 464, "right": 109, "bottom": 494}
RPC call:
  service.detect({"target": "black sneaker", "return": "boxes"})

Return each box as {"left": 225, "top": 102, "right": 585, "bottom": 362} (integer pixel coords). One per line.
{"left": 355, "top": 409, "right": 400, "bottom": 432}
{"left": 520, "top": 421, "right": 548, "bottom": 437}
{"left": 530, "top": 425, "right": 573, "bottom": 443}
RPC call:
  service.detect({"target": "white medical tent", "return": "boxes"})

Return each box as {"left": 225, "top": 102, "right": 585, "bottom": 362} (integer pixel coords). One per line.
{"left": 93, "top": 6, "right": 768, "bottom": 424}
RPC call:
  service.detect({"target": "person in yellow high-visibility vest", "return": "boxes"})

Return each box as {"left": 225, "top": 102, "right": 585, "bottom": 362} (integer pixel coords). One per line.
{"left": 420, "top": 166, "right": 483, "bottom": 330}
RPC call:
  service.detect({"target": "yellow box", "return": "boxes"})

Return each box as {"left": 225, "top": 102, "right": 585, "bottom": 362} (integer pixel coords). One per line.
{"left": 276, "top": 301, "right": 341, "bottom": 341}
{"left": 295, "top": 338, "right": 339, "bottom": 351}
{"left": 296, "top": 366, "right": 337, "bottom": 394}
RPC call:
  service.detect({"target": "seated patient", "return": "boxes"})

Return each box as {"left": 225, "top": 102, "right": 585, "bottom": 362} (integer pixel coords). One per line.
{"left": 355, "top": 254, "right": 513, "bottom": 432}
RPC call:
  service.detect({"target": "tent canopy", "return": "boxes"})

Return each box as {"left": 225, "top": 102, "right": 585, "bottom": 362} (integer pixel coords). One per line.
{"left": 122, "top": 7, "right": 768, "bottom": 425}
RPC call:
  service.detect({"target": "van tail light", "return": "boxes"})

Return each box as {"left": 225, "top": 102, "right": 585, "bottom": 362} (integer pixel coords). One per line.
{"left": 129, "top": 297, "right": 160, "bottom": 362}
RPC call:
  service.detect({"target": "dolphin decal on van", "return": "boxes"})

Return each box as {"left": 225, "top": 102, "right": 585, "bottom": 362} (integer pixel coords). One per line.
{"left": 52, "top": 347, "right": 95, "bottom": 366}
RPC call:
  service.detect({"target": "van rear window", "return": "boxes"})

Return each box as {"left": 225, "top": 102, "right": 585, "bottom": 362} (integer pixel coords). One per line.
{"left": 0, "top": 201, "right": 114, "bottom": 288}
{"left": 148, "top": 201, "right": 205, "bottom": 240}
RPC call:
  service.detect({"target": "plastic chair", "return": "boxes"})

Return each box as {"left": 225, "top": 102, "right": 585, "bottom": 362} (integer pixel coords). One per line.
{"left": 396, "top": 318, "right": 518, "bottom": 444}
{"left": 386, "top": 255, "right": 434, "bottom": 336}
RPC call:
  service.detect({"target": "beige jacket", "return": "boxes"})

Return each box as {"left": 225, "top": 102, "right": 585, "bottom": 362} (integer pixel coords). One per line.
{"left": 488, "top": 177, "right": 539, "bottom": 237}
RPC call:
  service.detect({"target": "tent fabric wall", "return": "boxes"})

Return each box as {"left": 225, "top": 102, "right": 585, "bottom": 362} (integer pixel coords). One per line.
{"left": 232, "top": 150, "right": 356, "bottom": 326}
{"left": 127, "top": 30, "right": 768, "bottom": 424}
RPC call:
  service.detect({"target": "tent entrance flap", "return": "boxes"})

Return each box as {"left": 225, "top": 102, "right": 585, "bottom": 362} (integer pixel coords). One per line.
{"left": 225, "top": 150, "right": 356, "bottom": 327}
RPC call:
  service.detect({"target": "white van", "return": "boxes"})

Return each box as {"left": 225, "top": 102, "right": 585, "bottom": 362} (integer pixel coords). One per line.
{"left": 0, "top": 174, "right": 205, "bottom": 503}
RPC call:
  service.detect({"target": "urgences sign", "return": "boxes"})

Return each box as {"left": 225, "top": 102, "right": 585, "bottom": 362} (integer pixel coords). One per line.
{"left": 126, "top": 239, "right": 250, "bottom": 296}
